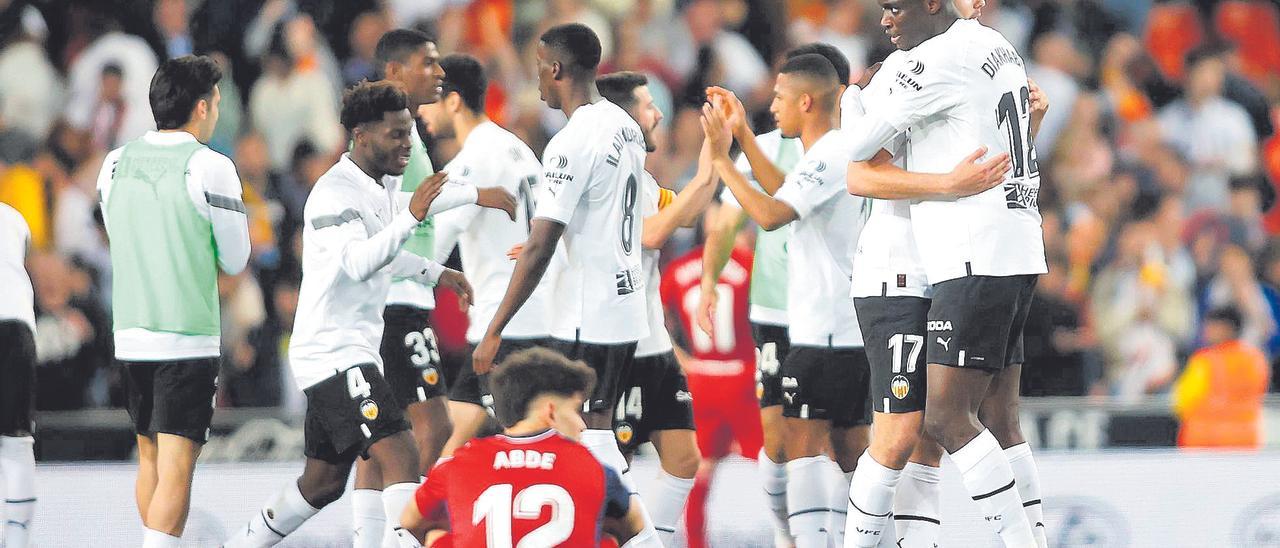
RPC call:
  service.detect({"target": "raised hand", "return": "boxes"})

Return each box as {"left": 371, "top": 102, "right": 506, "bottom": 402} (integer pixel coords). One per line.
{"left": 705, "top": 86, "right": 749, "bottom": 140}
{"left": 410, "top": 171, "right": 448, "bottom": 221}
{"left": 700, "top": 103, "right": 733, "bottom": 160}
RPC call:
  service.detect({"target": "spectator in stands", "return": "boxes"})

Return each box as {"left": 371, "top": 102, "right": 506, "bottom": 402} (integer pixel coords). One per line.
{"left": 63, "top": 14, "right": 158, "bottom": 145}
{"left": 1091, "top": 221, "right": 1192, "bottom": 400}
{"left": 342, "top": 10, "right": 389, "bottom": 86}
{"left": 248, "top": 32, "right": 342, "bottom": 171}
{"left": 1172, "top": 306, "right": 1270, "bottom": 448}
{"left": 0, "top": 5, "right": 63, "bottom": 143}
{"left": 87, "top": 64, "right": 128, "bottom": 152}
{"left": 1158, "top": 45, "right": 1258, "bottom": 213}
{"left": 153, "top": 0, "right": 193, "bottom": 59}
{"left": 1200, "top": 245, "right": 1277, "bottom": 352}
{"left": 29, "top": 252, "right": 113, "bottom": 410}
{"left": 1022, "top": 255, "right": 1091, "bottom": 396}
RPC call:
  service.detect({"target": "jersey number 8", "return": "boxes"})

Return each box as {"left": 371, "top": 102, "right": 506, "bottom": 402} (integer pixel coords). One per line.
{"left": 620, "top": 174, "right": 637, "bottom": 254}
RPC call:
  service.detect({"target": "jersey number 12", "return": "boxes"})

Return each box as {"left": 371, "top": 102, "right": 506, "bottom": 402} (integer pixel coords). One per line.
{"left": 473, "top": 483, "right": 575, "bottom": 547}
{"left": 995, "top": 86, "right": 1040, "bottom": 179}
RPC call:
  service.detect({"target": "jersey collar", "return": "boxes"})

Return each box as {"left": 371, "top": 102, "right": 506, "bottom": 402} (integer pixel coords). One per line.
{"left": 494, "top": 429, "right": 558, "bottom": 444}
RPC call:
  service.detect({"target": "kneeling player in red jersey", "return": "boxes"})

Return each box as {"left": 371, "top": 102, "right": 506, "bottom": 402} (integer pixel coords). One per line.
{"left": 396, "top": 348, "right": 660, "bottom": 547}
{"left": 660, "top": 230, "right": 763, "bottom": 548}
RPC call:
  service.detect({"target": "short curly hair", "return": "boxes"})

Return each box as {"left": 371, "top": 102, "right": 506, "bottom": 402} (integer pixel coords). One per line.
{"left": 340, "top": 80, "right": 408, "bottom": 132}
{"left": 489, "top": 347, "right": 596, "bottom": 428}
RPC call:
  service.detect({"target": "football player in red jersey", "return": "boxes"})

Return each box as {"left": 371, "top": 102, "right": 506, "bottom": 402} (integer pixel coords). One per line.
{"left": 396, "top": 348, "right": 659, "bottom": 547}
{"left": 659, "top": 216, "right": 762, "bottom": 548}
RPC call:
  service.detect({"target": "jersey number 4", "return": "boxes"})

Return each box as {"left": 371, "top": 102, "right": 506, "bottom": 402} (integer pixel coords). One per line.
{"left": 995, "top": 86, "right": 1040, "bottom": 179}
{"left": 474, "top": 483, "right": 576, "bottom": 548}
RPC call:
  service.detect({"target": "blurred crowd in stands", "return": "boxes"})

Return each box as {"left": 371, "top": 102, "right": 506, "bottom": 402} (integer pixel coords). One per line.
{"left": 2, "top": 0, "right": 1279, "bottom": 412}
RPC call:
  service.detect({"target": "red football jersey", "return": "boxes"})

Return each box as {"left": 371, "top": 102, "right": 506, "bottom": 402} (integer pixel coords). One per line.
{"left": 414, "top": 429, "right": 630, "bottom": 547}
{"left": 659, "top": 245, "right": 756, "bottom": 383}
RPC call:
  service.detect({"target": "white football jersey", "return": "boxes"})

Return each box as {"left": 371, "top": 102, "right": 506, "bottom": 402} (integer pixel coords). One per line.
{"left": 433, "top": 121, "right": 554, "bottom": 343}
{"left": 847, "top": 50, "right": 932, "bottom": 299}
{"left": 290, "top": 155, "right": 444, "bottom": 390}
{"left": 867, "top": 19, "right": 1047, "bottom": 284}
{"left": 772, "top": 131, "right": 868, "bottom": 347}
{"left": 0, "top": 203, "right": 34, "bottom": 333}
{"left": 635, "top": 172, "right": 674, "bottom": 357}
{"left": 533, "top": 100, "right": 649, "bottom": 344}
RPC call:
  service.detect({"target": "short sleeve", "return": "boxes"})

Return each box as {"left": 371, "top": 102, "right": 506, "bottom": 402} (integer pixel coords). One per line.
{"left": 532, "top": 135, "right": 594, "bottom": 225}
{"left": 602, "top": 466, "right": 631, "bottom": 519}
{"left": 870, "top": 46, "right": 965, "bottom": 132}
{"left": 772, "top": 141, "right": 845, "bottom": 219}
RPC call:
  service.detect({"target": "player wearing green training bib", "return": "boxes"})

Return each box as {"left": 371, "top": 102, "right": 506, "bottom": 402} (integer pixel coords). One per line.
{"left": 97, "top": 56, "right": 249, "bottom": 548}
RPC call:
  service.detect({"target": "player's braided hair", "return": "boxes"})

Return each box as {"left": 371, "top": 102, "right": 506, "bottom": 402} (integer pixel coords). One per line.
{"left": 340, "top": 80, "right": 408, "bottom": 132}
{"left": 489, "top": 348, "right": 597, "bottom": 428}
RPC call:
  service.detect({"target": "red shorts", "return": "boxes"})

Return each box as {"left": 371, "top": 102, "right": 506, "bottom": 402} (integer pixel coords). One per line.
{"left": 687, "top": 370, "right": 761, "bottom": 459}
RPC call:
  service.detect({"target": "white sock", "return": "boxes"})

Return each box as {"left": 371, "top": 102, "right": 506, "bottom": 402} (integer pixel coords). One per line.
{"left": 582, "top": 430, "right": 659, "bottom": 540}
{"left": 890, "top": 463, "right": 941, "bottom": 548}
{"left": 649, "top": 471, "right": 694, "bottom": 545}
{"left": 948, "top": 430, "right": 1036, "bottom": 548}
{"left": 352, "top": 488, "right": 385, "bottom": 548}
{"left": 1, "top": 436, "right": 36, "bottom": 548}
{"left": 620, "top": 524, "right": 664, "bottom": 547}
{"left": 847, "top": 451, "right": 902, "bottom": 547}
{"left": 223, "top": 481, "right": 321, "bottom": 548}
{"left": 757, "top": 448, "right": 792, "bottom": 545}
{"left": 381, "top": 482, "right": 418, "bottom": 548}
{"left": 826, "top": 465, "right": 852, "bottom": 547}
{"left": 785, "top": 456, "right": 832, "bottom": 548}
{"left": 142, "top": 528, "right": 180, "bottom": 548}
{"left": 1005, "top": 443, "right": 1048, "bottom": 548}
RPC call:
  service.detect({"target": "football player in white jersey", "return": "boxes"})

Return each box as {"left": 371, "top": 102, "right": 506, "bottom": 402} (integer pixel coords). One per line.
{"left": 703, "top": 54, "right": 872, "bottom": 548}
{"left": 354, "top": 30, "right": 517, "bottom": 548}
{"left": 597, "top": 70, "right": 720, "bottom": 545}
{"left": 0, "top": 204, "right": 36, "bottom": 548}
{"left": 837, "top": 1, "right": 1049, "bottom": 546}
{"left": 223, "top": 81, "right": 472, "bottom": 548}
{"left": 697, "top": 44, "right": 850, "bottom": 546}
{"left": 420, "top": 53, "right": 555, "bottom": 454}
{"left": 470, "top": 23, "right": 659, "bottom": 535}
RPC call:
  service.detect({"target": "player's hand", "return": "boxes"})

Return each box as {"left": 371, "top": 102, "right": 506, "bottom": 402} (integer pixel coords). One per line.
{"left": 1028, "top": 78, "right": 1049, "bottom": 136}
{"left": 946, "top": 147, "right": 1010, "bottom": 197}
{"left": 1028, "top": 78, "right": 1049, "bottom": 117}
{"left": 409, "top": 172, "right": 448, "bottom": 221}
{"left": 856, "top": 62, "right": 883, "bottom": 89}
{"left": 700, "top": 103, "right": 733, "bottom": 160}
{"left": 476, "top": 186, "right": 518, "bottom": 221}
{"left": 705, "top": 86, "right": 749, "bottom": 140}
{"left": 472, "top": 333, "right": 501, "bottom": 375}
{"left": 438, "top": 268, "right": 473, "bottom": 311}
{"left": 506, "top": 242, "right": 524, "bottom": 260}
{"left": 695, "top": 282, "right": 719, "bottom": 336}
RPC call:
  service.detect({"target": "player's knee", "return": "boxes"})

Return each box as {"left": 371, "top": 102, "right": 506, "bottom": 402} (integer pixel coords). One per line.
{"left": 303, "top": 475, "right": 348, "bottom": 508}
{"left": 665, "top": 448, "right": 701, "bottom": 479}
{"left": 921, "top": 411, "right": 954, "bottom": 449}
